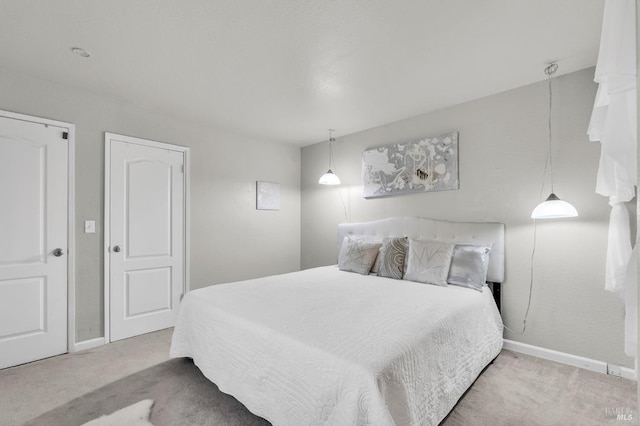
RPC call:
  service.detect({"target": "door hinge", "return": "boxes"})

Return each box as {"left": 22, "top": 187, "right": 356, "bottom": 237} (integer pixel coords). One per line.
{"left": 62, "top": 131, "right": 69, "bottom": 140}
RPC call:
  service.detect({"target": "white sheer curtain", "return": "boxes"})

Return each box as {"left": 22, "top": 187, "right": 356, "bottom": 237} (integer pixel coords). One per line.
{"left": 588, "top": 0, "right": 637, "bottom": 356}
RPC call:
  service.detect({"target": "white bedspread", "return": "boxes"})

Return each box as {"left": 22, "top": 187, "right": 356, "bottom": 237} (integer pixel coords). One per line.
{"left": 170, "top": 266, "right": 503, "bottom": 426}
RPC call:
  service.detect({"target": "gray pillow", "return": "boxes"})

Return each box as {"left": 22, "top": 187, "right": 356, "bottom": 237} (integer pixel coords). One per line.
{"left": 338, "top": 236, "right": 382, "bottom": 275}
{"left": 403, "top": 239, "right": 455, "bottom": 286}
{"left": 377, "top": 237, "right": 407, "bottom": 279}
{"left": 447, "top": 244, "right": 492, "bottom": 292}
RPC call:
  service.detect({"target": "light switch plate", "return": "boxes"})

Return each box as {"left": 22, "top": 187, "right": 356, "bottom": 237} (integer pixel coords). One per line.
{"left": 84, "top": 220, "right": 96, "bottom": 234}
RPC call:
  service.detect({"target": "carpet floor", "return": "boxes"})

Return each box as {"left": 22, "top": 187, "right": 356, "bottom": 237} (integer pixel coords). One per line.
{"left": 1, "top": 328, "right": 174, "bottom": 425}
{"left": 22, "top": 350, "right": 637, "bottom": 426}
{"left": 25, "top": 358, "right": 269, "bottom": 426}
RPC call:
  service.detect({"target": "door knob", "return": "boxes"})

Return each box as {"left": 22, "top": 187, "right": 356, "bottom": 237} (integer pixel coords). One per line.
{"left": 53, "top": 248, "right": 64, "bottom": 257}
{"left": 112, "top": 245, "right": 121, "bottom": 253}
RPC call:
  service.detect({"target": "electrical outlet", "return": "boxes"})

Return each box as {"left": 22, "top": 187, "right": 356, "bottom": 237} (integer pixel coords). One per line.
{"left": 84, "top": 220, "right": 96, "bottom": 234}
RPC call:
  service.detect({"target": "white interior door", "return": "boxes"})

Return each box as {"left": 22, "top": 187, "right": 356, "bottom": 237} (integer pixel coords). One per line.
{"left": 0, "top": 115, "right": 68, "bottom": 369}
{"left": 107, "top": 134, "right": 186, "bottom": 342}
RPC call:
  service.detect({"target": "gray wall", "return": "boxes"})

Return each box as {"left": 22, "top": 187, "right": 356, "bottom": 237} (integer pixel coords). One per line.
{"left": 301, "top": 67, "right": 634, "bottom": 368}
{"left": 2, "top": 64, "right": 632, "bottom": 368}
{"left": 0, "top": 68, "right": 301, "bottom": 343}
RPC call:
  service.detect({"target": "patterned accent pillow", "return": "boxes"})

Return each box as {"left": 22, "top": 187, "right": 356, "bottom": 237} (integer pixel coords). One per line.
{"left": 447, "top": 244, "right": 492, "bottom": 292}
{"left": 403, "top": 239, "right": 455, "bottom": 286}
{"left": 377, "top": 237, "right": 407, "bottom": 279}
{"left": 338, "top": 236, "right": 383, "bottom": 275}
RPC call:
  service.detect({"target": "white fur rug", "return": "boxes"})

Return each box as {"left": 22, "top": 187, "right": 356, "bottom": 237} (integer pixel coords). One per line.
{"left": 82, "top": 399, "right": 154, "bottom": 426}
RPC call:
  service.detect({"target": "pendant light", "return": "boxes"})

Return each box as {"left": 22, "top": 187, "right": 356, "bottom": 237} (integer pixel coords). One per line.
{"left": 531, "top": 63, "right": 578, "bottom": 219}
{"left": 319, "top": 129, "right": 341, "bottom": 185}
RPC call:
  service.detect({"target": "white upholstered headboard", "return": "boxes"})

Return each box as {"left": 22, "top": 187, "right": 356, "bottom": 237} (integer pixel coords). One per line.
{"left": 337, "top": 216, "right": 505, "bottom": 283}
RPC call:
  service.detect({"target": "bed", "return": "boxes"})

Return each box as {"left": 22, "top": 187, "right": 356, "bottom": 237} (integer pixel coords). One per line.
{"left": 170, "top": 217, "right": 504, "bottom": 425}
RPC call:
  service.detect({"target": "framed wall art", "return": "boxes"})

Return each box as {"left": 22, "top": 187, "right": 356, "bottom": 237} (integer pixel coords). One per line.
{"left": 362, "top": 131, "right": 459, "bottom": 198}
{"left": 256, "top": 181, "right": 280, "bottom": 210}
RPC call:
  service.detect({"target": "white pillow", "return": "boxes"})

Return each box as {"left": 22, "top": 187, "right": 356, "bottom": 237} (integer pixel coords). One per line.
{"left": 338, "top": 236, "right": 383, "bottom": 275}
{"left": 403, "top": 239, "right": 455, "bottom": 286}
{"left": 447, "top": 244, "right": 492, "bottom": 292}
{"left": 338, "top": 235, "right": 383, "bottom": 274}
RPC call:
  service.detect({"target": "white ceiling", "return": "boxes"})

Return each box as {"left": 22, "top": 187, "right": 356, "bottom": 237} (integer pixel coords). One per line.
{"left": 0, "top": 0, "right": 604, "bottom": 145}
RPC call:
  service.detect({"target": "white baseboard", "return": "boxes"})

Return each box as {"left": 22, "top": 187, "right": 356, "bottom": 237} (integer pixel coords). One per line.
{"left": 621, "top": 367, "right": 636, "bottom": 381}
{"left": 72, "top": 337, "right": 105, "bottom": 353}
{"left": 503, "top": 339, "right": 636, "bottom": 381}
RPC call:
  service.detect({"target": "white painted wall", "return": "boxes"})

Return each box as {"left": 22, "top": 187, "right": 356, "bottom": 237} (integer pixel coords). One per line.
{"left": 2, "top": 63, "right": 631, "bottom": 368}
{"left": 301, "top": 67, "right": 634, "bottom": 368}
{"left": 0, "top": 68, "right": 301, "bottom": 343}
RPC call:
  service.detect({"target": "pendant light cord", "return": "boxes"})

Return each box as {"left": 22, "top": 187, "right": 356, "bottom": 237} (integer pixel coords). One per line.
{"left": 328, "top": 129, "right": 336, "bottom": 171}
{"left": 329, "top": 134, "right": 334, "bottom": 170}
{"left": 547, "top": 65, "right": 555, "bottom": 193}
{"left": 339, "top": 188, "right": 350, "bottom": 222}
{"left": 536, "top": 64, "right": 558, "bottom": 200}
{"left": 328, "top": 129, "right": 349, "bottom": 222}
{"left": 332, "top": 137, "right": 350, "bottom": 222}
{"left": 503, "top": 220, "right": 537, "bottom": 335}
{"left": 504, "top": 64, "right": 556, "bottom": 335}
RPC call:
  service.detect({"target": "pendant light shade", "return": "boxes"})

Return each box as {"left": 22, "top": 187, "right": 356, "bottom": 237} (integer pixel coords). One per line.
{"left": 319, "top": 129, "right": 340, "bottom": 185}
{"left": 531, "top": 63, "right": 578, "bottom": 219}
{"left": 531, "top": 193, "right": 578, "bottom": 219}
{"left": 319, "top": 169, "right": 341, "bottom": 185}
